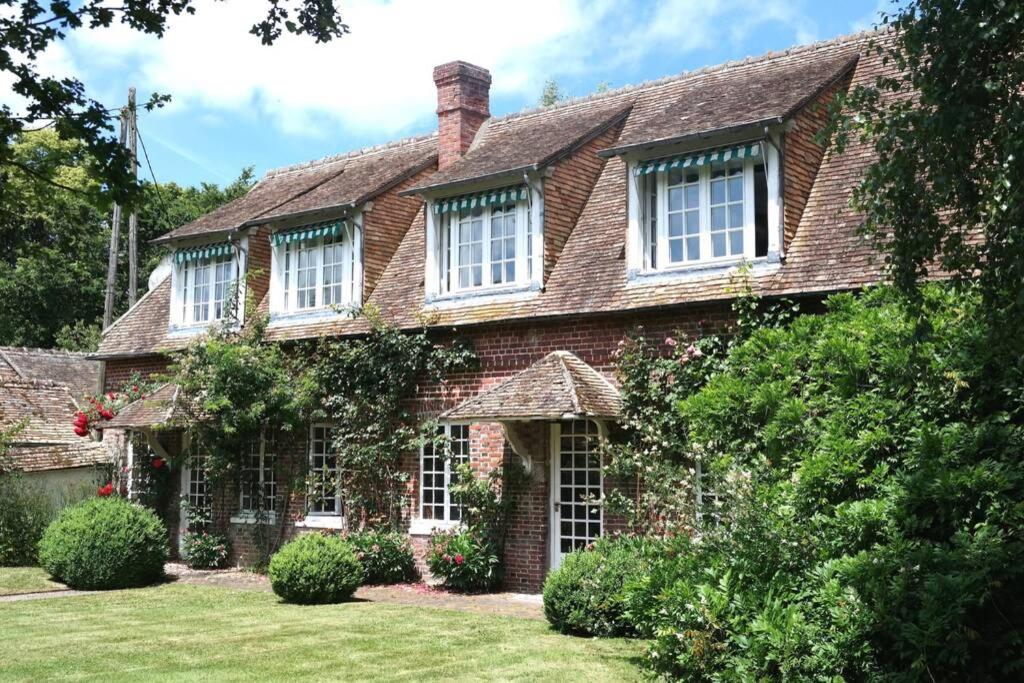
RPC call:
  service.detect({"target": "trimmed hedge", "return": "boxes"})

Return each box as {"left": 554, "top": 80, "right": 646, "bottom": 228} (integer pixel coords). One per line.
{"left": 37, "top": 497, "right": 167, "bottom": 589}
{"left": 268, "top": 533, "right": 363, "bottom": 604}
{"left": 543, "top": 536, "right": 651, "bottom": 637}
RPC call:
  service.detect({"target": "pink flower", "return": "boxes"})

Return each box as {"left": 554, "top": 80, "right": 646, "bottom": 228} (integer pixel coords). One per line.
{"left": 454, "top": 554, "right": 464, "bottom": 565}
{"left": 686, "top": 344, "right": 703, "bottom": 359}
{"left": 443, "top": 554, "right": 451, "bottom": 563}
{"left": 665, "top": 337, "right": 678, "bottom": 347}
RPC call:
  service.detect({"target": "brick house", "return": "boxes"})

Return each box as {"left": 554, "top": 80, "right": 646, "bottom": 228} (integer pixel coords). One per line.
{"left": 93, "top": 31, "right": 890, "bottom": 592}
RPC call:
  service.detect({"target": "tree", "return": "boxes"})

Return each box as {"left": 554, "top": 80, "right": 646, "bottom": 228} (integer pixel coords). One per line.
{"left": 0, "top": 1, "right": 347, "bottom": 207}
{"left": 0, "top": 130, "right": 255, "bottom": 350}
{"left": 539, "top": 79, "right": 565, "bottom": 106}
{"left": 829, "top": 1, "right": 1024, "bottom": 319}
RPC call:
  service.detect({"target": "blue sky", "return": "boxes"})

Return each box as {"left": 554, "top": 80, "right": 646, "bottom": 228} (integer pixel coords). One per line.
{"left": 6, "top": 0, "right": 896, "bottom": 187}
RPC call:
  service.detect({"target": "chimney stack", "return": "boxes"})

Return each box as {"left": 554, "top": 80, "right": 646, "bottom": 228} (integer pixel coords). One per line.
{"left": 433, "top": 61, "right": 491, "bottom": 169}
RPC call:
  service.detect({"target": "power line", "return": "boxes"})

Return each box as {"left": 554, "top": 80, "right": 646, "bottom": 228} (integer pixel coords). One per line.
{"left": 136, "top": 124, "right": 174, "bottom": 232}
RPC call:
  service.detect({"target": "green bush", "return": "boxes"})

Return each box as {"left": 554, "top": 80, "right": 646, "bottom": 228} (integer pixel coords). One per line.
{"left": 0, "top": 472, "right": 54, "bottom": 566}
{"left": 346, "top": 529, "right": 416, "bottom": 584}
{"left": 182, "top": 531, "right": 231, "bottom": 569}
{"left": 38, "top": 496, "right": 167, "bottom": 589}
{"left": 268, "top": 533, "right": 363, "bottom": 604}
{"left": 543, "top": 535, "right": 652, "bottom": 637}
{"left": 426, "top": 529, "right": 500, "bottom": 592}
{"left": 626, "top": 286, "right": 1024, "bottom": 679}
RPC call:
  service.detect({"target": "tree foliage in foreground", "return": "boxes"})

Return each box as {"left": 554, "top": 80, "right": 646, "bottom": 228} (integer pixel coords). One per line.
{"left": 629, "top": 286, "right": 1024, "bottom": 680}
{"left": 829, "top": 0, "right": 1024, "bottom": 318}
{"left": 0, "top": 0, "right": 346, "bottom": 206}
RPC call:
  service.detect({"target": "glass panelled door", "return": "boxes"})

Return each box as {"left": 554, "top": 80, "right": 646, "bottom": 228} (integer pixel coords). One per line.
{"left": 550, "top": 420, "right": 603, "bottom": 569}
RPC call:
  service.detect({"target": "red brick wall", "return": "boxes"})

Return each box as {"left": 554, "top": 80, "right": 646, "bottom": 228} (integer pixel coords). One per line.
{"left": 245, "top": 226, "right": 272, "bottom": 314}
{"left": 542, "top": 119, "right": 626, "bottom": 285}
{"left": 105, "top": 356, "right": 170, "bottom": 392}
{"left": 433, "top": 62, "right": 491, "bottom": 170}
{"left": 783, "top": 73, "right": 853, "bottom": 251}
{"left": 363, "top": 166, "right": 436, "bottom": 299}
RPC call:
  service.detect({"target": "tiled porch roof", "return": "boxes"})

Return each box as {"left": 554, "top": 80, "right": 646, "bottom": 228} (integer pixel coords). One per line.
{"left": 105, "top": 383, "right": 180, "bottom": 429}
{"left": 442, "top": 351, "right": 622, "bottom": 421}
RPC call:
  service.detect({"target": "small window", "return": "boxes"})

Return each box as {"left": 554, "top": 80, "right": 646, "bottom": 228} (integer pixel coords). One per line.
{"left": 640, "top": 156, "right": 769, "bottom": 271}
{"left": 240, "top": 437, "right": 276, "bottom": 515}
{"left": 275, "top": 232, "right": 358, "bottom": 315}
{"left": 179, "top": 254, "right": 236, "bottom": 326}
{"left": 420, "top": 423, "right": 470, "bottom": 523}
{"left": 438, "top": 200, "right": 530, "bottom": 295}
{"left": 308, "top": 425, "right": 342, "bottom": 516}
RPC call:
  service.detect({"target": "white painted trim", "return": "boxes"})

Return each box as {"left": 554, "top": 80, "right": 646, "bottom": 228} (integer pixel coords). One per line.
{"left": 765, "top": 135, "right": 783, "bottom": 260}
{"left": 230, "top": 513, "right": 277, "bottom": 525}
{"left": 548, "top": 423, "right": 561, "bottom": 571}
{"left": 408, "top": 517, "right": 460, "bottom": 536}
{"left": 168, "top": 236, "right": 248, "bottom": 333}
{"left": 307, "top": 423, "right": 343, "bottom": 517}
{"left": 295, "top": 516, "right": 345, "bottom": 530}
{"left": 268, "top": 223, "right": 360, "bottom": 318}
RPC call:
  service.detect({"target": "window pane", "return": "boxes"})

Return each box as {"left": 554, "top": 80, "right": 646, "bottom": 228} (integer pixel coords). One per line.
{"left": 710, "top": 179, "right": 726, "bottom": 204}
{"left": 685, "top": 211, "right": 700, "bottom": 235}
{"left": 712, "top": 232, "right": 727, "bottom": 257}
{"left": 667, "top": 168, "right": 683, "bottom": 186}
{"left": 668, "top": 213, "right": 684, "bottom": 237}
{"left": 670, "top": 240, "right": 683, "bottom": 262}
{"left": 686, "top": 237, "right": 700, "bottom": 260}
{"left": 684, "top": 184, "right": 699, "bottom": 208}
{"left": 711, "top": 207, "right": 726, "bottom": 230}
{"left": 729, "top": 204, "right": 744, "bottom": 228}
{"left": 728, "top": 175, "right": 743, "bottom": 200}
{"left": 668, "top": 187, "right": 682, "bottom": 212}
{"left": 729, "top": 230, "right": 744, "bottom": 255}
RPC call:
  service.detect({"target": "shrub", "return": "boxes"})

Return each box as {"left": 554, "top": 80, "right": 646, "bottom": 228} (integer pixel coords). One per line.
{"left": 543, "top": 535, "right": 653, "bottom": 637}
{"left": 426, "top": 529, "right": 499, "bottom": 592}
{"left": 37, "top": 496, "right": 167, "bottom": 589}
{"left": 182, "top": 531, "right": 231, "bottom": 570}
{"left": 0, "top": 472, "right": 54, "bottom": 566}
{"left": 268, "top": 533, "right": 363, "bottom": 604}
{"left": 346, "top": 529, "right": 416, "bottom": 584}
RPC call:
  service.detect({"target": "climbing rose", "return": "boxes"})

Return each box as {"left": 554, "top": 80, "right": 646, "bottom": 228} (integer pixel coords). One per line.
{"left": 97, "top": 483, "right": 114, "bottom": 497}
{"left": 152, "top": 457, "right": 164, "bottom": 469}
{"left": 686, "top": 344, "right": 703, "bottom": 359}
{"left": 443, "top": 554, "right": 452, "bottom": 563}
{"left": 73, "top": 425, "right": 89, "bottom": 437}
{"left": 665, "top": 337, "right": 678, "bottom": 347}
{"left": 454, "top": 554, "right": 464, "bottom": 565}
{"left": 99, "top": 408, "right": 114, "bottom": 420}
{"left": 73, "top": 412, "right": 88, "bottom": 428}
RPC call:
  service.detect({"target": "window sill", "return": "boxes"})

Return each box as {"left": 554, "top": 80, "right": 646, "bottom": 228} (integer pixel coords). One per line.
{"left": 295, "top": 515, "right": 345, "bottom": 530}
{"left": 230, "top": 513, "right": 277, "bottom": 526}
{"left": 627, "top": 255, "right": 780, "bottom": 286}
{"left": 408, "top": 518, "right": 461, "bottom": 536}
{"left": 425, "top": 283, "right": 540, "bottom": 309}
{"left": 268, "top": 306, "right": 358, "bottom": 328}
{"left": 168, "top": 320, "right": 241, "bottom": 338}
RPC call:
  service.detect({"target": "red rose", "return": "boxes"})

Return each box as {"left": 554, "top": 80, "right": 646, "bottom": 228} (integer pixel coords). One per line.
{"left": 106, "top": 392, "right": 115, "bottom": 401}
{"left": 442, "top": 554, "right": 451, "bottom": 563}
{"left": 99, "top": 408, "right": 114, "bottom": 420}
{"left": 73, "top": 412, "right": 88, "bottom": 427}
{"left": 132, "top": 385, "right": 139, "bottom": 393}
{"left": 97, "top": 483, "right": 113, "bottom": 497}
{"left": 152, "top": 457, "right": 164, "bottom": 469}
{"left": 454, "top": 554, "right": 464, "bottom": 565}
{"left": 74, "top": 425, "right": 89, "bottom": 437}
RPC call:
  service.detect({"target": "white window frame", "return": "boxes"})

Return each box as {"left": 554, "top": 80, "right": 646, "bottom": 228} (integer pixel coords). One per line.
{"left": 410, "top": 422, "right": 470, "bottom": 535}
{"left": 270, "top": 226, "right": 362, "bottom": 319}
{"left": 439, "top": 201, "right": 530, "bottom": 294}
{"left": 299, "top": 424, "right": 345, "bottom": 529}
{"left": 425, "top": 180, "right": 544, "bottom": 302}
{"left": 627, "top": 139, "right": 782, "bottom": 277}
{"left": 233, "top": 435, "right": 277, "bottom": 524}
{"left": 169, "top": 239, "right": 247, "bottom": 332}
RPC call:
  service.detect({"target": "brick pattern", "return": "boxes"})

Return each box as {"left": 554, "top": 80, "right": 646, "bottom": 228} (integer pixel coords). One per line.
{"left": 782, "top": 74, "right": 853, "bottom": 252}
{"left": 105, "top": 356, "right": 169, "bottom": 392}
{"left": 433, "top": 61, "right": 491, "bottom": 170}
{"left": 245, "top": 226, "right": 272, "bottom": 315}
{"left": 542, "top": 119, "right": 624, "bottom": 284}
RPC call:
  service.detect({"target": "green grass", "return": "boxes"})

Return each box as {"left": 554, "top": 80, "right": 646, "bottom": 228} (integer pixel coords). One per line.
{"left": 0, "top": 567, "right": 64, "bottom": 596}
{"left": 0, "top": 583, "right": 644, "bottom": 681}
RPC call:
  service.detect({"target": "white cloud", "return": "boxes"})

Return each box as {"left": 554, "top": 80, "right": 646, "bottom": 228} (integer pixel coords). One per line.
{"left": 36, "top": 0, "right": 820, "bottom": 138}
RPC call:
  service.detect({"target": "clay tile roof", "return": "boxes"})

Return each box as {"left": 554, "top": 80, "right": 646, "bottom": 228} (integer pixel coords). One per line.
{"left": 408, "top": 99, "right": 634, "bottom": 193}
{"left": 156, "top": 134, "right": 438, "bottom": 243}
{"left": 0, "top": 379, "right": 110, "bottom": 472}
{"left": 0, "top": 347, "right": 101, "bottom": 398}
{"left": 442, "top": 351, "right": 622, "bottom": 421}
{"left": 105, "top": 383, "right": 179, "bottom": 429}
{"left": 94, "top": 276, "right": 176, "bottom": 358}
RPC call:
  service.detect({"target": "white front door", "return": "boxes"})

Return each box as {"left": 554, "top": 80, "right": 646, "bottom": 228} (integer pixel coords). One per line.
{"left": 549, "top": 419, "right": 603, "bottom": 570}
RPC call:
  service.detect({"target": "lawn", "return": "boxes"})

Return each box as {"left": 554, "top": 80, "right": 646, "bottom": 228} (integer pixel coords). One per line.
{"left": 0, "top": 583, "right": 644, "bottom": 681}
{"left": 0, "top": 567, "right": 65, "bottom": 596}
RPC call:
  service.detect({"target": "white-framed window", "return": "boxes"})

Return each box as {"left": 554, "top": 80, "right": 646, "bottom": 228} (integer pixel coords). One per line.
{"left": 419, "top": 423, "right": 470, "bottom": 524}
{"left": 179, "top": 255, "right": 236, "bottom": 325}
{"left": 307, "top": 425, "right": 342, "bottom": 516}
{"left": 438, "top": 201, "right": 531, "bottom": 295}
{"left": 637, "top": 156, "right": 771, "bottom": 272}
{"left": 272, "top": 229, "right": 360, "bottom": 317}
{"left": 239, "top": 436, "right": 276, "bottom": 516}
{"left": 185, "top": 453, "right": 212, "bottom": 529}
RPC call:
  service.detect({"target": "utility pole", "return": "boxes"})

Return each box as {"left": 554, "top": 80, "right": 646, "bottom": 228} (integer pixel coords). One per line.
{"left": 103, "top": 102, "right": 129, "bottom": 329}
{"left": 126, "top": 87, "right": 139, "bottom": 307}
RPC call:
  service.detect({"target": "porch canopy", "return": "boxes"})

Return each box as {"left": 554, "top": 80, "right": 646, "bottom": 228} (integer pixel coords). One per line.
{"left": 441, "top": 351, "right": 622, "bottom": 422}
{"left": 105, "top": 383, "right": 181, "bottom": 430}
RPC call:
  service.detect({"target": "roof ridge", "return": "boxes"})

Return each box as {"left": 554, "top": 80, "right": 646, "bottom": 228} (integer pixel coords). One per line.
{"left": 261, "top": 131, "right": 439, "bottom": 181}
{"left": 554, "top": 352, "right": 583, "bottom": 415}
{"left": 0, "top": 377, "right": 73, "bottom": 389}
{"left": 0, "top": 346, "right": 92, "bottom": 358}
{"left": 487, "top": 27, "right": 883, "bottom": 126}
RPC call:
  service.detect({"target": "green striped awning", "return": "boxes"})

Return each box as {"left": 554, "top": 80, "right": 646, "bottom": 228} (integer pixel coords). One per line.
{"left": 270, "top": 220, "right": 346, "bottom": 247}
{"left": 634, "top": 142, "right": 762, "bottom": 176}
{"left": 433, "top": 185, "right": 528, "bottom": 215}
{"left": 175, "top": 242, "right": 232, "bottom": 264}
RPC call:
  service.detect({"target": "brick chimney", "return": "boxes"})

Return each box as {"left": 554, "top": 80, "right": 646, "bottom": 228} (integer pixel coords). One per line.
{"left": 433, "top": 61, "right": 491, "bottom": 169}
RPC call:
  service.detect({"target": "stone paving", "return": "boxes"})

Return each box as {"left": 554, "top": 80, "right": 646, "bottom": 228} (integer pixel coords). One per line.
{"left": 165, "top": 563, "right": 545, "bottom": 620}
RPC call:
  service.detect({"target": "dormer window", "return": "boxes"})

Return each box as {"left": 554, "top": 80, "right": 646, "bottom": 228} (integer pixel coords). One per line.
{"left": 269, "top": 220, "right": 362, "bottom": 320}
{"left": 427, "top": 185, "right": 542, "bottom": 300}
{"left": 630, "top": 142, "right": 780, "bottom": 275}
{"left": 171, "top": 242, "right": 244, "bottom": 330}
